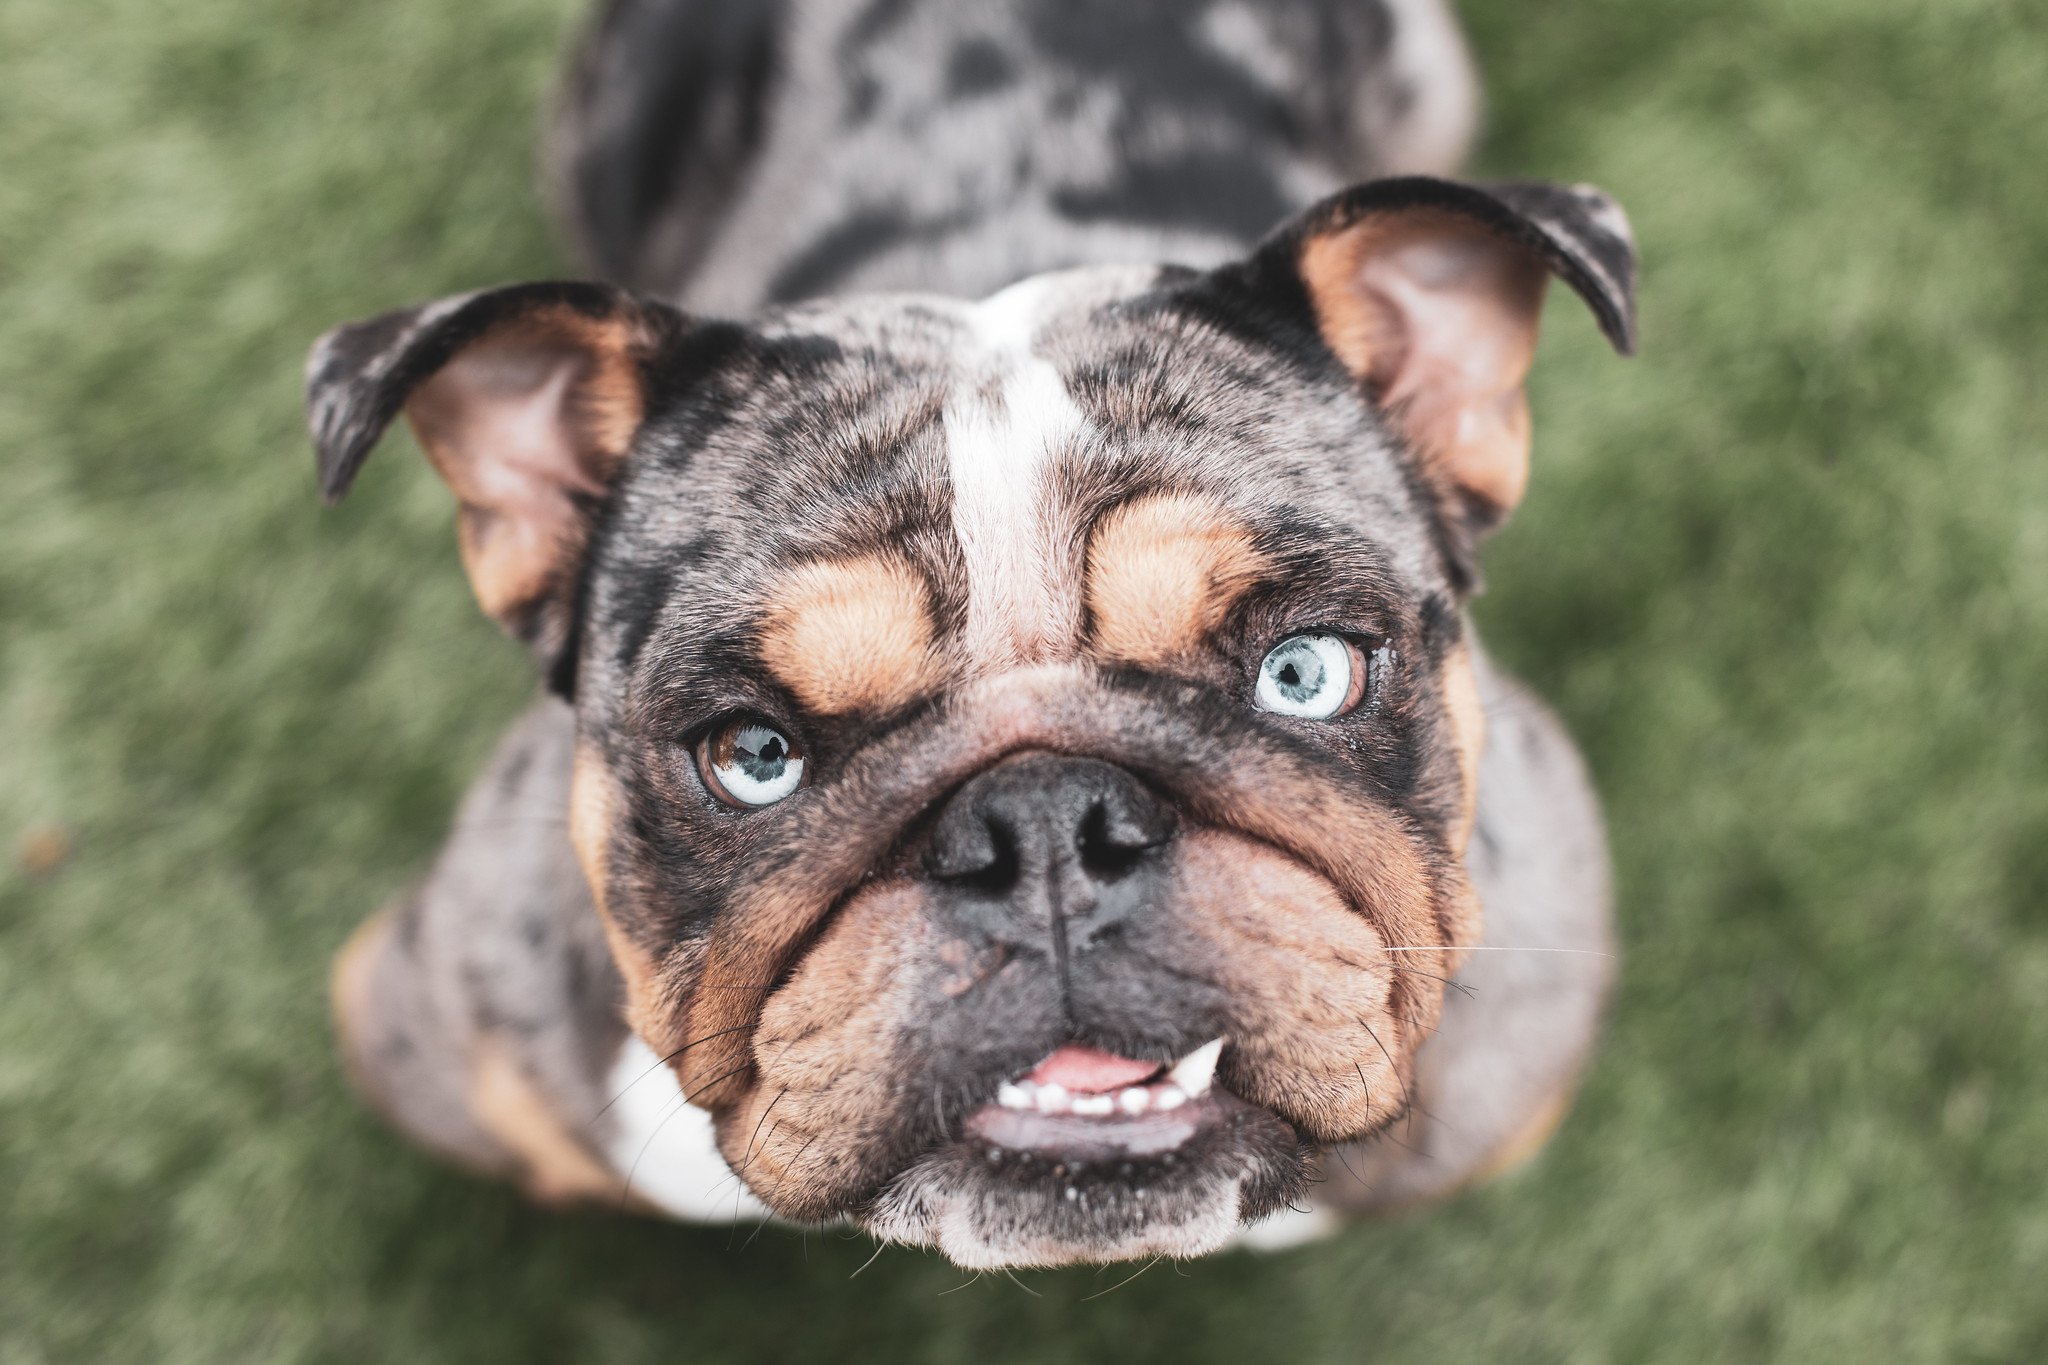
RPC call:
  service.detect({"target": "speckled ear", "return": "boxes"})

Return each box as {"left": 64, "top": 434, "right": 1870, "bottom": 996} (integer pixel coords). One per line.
{"left": 305, "top": 282, "right": 687, "bottom": 666}
{"left": 1268, "top": 177, "right": 1637, "bottom": 530}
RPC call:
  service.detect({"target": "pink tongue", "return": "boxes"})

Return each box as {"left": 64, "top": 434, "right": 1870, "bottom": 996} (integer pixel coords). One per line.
{"left": 1025, "top": 1044, "right": 1161, "bottom": 1094}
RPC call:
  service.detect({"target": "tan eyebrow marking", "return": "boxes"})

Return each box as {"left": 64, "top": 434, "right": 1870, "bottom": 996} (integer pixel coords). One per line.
{"left": 1084, "top": 492, "right": 1270, "bottom": 666}
{"left": 758, "top": 553, "right": 943, "bottom": 716}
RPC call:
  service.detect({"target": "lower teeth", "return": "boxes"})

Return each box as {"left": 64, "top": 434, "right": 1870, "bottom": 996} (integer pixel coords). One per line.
{"left": 992, "top": 1039, "right": 1223, "bottom": 1116}
{"left": 993, "top": 1079, "right": 1195, "bottom": 1116}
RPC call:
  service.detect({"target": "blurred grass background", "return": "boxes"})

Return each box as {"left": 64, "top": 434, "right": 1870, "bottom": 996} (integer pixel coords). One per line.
{"left": 2, "top": 0, "right": 2044, "bottom": 1359}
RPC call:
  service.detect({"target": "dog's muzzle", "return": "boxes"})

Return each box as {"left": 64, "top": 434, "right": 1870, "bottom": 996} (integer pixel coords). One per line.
{"left": 922, "top": 753, "right": 1177, "bottom": 969}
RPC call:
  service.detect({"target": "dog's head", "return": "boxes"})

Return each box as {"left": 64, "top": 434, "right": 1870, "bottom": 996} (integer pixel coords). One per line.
{"left": 308, "top": 177, "right": 1634, "bottom": 1267}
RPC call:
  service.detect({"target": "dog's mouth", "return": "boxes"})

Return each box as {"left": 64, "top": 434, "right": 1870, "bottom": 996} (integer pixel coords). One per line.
{"left": 863, "top": 1036, "right": 1304, "bottom": 1265}
{"left": 963, "top": 1039, "right": 1238, "bottom": 1157}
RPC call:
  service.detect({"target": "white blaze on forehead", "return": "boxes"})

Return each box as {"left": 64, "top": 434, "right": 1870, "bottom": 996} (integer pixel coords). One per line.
{"left": 942, "top": 272, "right": 1095, "bottom": 665}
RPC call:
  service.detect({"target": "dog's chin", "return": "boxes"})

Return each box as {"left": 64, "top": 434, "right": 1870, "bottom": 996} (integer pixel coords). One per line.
{"left": 857, "top": 1088, "right": 1306, "bottom": 1269}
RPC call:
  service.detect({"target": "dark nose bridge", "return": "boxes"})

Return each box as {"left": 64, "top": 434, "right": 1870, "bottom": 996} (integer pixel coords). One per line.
{"left": 923, "top": 754, "right": 1176, "bottom": 950}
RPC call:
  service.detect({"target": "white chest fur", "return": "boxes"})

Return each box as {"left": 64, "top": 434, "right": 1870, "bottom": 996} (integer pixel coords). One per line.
{"left": 600, "top": 1034, "right": 773, "bottom": 1223}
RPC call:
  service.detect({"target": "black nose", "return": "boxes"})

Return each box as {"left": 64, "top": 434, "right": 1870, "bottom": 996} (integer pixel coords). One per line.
{"left": 923, "top": 754, "right": 1177, "bottom": 952}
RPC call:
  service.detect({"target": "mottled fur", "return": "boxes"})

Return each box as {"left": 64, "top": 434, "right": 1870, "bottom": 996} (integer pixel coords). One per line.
{"left": 308, "top": 0, "right": 1636, "bottom": 1267}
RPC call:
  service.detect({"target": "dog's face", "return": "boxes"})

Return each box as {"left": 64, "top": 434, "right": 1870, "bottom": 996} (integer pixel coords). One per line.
{"left": 309, "top": 178, "right": 1635, "bottom": 1267}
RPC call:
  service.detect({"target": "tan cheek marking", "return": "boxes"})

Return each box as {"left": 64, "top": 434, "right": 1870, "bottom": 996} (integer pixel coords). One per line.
{"left": 1086, "top": 492, "right": 1269, "bottom": 666}
{"left": 758, "top": 554, "right": 942, "bottom": 716}
{"left": 1172, "top": 831, "right": 1407, "bottom": 1141}
{"left": 569, "top": 743, "right": 664, "bottom": 1033}
{"left": 1191, "top": 743, "right": 1442, "bottom": 962}
{"left": 467, "top": 1036, "right": 618, "bottom": 1204}
{"left": 714, "top": 882, "right": 929, "bottom": 1219}
{"left": 1441, "top": 642, "right": 1486, "bottom": 857}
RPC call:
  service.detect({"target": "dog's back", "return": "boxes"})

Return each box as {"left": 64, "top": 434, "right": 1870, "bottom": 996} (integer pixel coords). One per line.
{"left": 548, "top": 0, "right": 1479, "bottom": 307}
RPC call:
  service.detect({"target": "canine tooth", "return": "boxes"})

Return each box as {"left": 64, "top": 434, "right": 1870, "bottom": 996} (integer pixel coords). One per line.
{"left": 1166, "top": 1038, "right": 1223, "bottom": 1097}
{"left": 997, "top": 1082, "right": 1033, "bottom": 1110}
{"left": 1152, "top": 1084, "right": 1188, "bottom": 1111}
{"left": 1071, "top": 1093, "right": 1115, "bottom": 1117}
{"left": 1117, "top": 1087, "right": 1151, "bottom": 1115}
{"left": 1034, "top": 1082, "right": 1070, "bottom": 1113}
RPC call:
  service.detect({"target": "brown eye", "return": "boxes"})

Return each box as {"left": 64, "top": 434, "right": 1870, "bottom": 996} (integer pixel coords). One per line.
{"left": 697, "top": 718, "right": 807, "bottom": 807}
{"left": 1254, "top": 633, "right": 1369, "bottom": 718}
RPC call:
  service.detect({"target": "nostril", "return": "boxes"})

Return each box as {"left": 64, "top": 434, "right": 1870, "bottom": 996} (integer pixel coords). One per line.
{"left": 925, "top": 758, "right": 1175, "bottom": 906}
{"left": 1095, "top": 784, "right": 1177, "bottom": 850}
{"left": 926, "top": 813, "right": 1021, "bottom": 893}
{"left": 1076, "top": 797, "right": 1174, "bottom": 882}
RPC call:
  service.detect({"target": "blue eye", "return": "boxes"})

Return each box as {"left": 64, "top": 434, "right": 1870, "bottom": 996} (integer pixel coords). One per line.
{"left": 1254, "top": 634, "right": 1367, "bottom": 719}
{"left": 699, "top": 718, "right": 807, "bottom": 807}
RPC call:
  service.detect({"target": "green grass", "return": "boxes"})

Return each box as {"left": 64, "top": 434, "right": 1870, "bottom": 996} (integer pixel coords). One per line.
{"left": 3, "top": 0, "right": 2044, "bottom": 1358}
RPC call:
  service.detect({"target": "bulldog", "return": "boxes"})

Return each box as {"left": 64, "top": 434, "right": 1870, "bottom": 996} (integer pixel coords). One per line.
{"left": 309, "top": 0, "right": 1636, "bottom": 1268}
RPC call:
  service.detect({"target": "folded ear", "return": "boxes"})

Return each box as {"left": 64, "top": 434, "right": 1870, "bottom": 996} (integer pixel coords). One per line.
{"left": 1266, "top": 177, "right": 1637, "bottom": 530}
{"left": 305, "top": 281, "right": 686, "bottom": 661}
